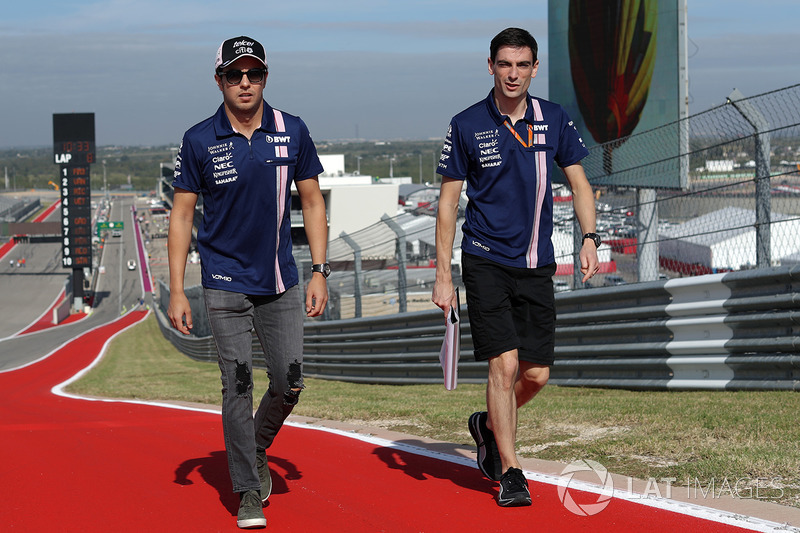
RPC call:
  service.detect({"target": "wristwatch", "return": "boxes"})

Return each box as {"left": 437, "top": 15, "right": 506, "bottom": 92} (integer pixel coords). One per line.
{"left": 582, "top": 232, "right": 602, "bottom": 248}
{"left": 311, "top": 263, "right": 331, "bottom": 278}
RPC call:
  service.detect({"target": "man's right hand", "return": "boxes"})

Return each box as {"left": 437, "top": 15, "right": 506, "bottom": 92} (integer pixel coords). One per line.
{"left": 167, "top": 293, "right": 193, "bottom": 335}
{"left": 431, "top": 279, "right": 457, "bottom": 316}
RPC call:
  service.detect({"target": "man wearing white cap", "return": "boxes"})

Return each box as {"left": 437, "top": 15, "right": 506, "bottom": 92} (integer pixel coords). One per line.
{"left": 168, "top": 36, "right": 330, "bottom": 529}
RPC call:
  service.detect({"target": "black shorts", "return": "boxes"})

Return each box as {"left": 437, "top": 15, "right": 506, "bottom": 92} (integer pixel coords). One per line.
{"left": 461, "top": 252, "right": 556, "bottom": 365}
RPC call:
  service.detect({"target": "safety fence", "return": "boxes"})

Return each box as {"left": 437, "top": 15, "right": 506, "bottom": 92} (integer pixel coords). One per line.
{"left": 154, "top": 265, "right": 799, "bottom": 391}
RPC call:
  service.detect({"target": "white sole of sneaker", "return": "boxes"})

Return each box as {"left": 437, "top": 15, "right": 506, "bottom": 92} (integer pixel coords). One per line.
{"left": 237, "top": 517, "right": 267, "bottom": 528}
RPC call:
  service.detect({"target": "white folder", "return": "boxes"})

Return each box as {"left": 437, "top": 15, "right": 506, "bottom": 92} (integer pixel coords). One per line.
{"left": 439, "top": 288, "right": 460, "bottom": 390}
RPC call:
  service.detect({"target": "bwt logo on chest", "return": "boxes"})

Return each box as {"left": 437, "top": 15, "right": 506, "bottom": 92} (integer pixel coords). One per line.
{"left": 265, "top": 135, "right": 291, "bottom": 143}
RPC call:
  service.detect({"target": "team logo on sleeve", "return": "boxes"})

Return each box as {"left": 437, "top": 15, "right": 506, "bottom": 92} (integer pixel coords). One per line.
{"left": 439, "top": 127, "right": 454, "bottom": 170}
{"left": 174, "top": 141, "right": 183, "bottom": 178}
{"left": 438, "top": 143, "right": 451, "bottom": 170}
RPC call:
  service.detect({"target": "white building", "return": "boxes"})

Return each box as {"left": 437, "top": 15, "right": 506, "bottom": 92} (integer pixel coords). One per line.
{"left": 659, "top": 206, "right": 800, "bottom": 271}
{"left": 290, "top": 154, "right": 399, "bottom": 241}
{"left": 705, "top": 160, "right": 735, "bottom": 172}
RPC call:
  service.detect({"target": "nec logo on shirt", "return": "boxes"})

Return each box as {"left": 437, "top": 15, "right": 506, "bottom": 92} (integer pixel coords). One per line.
{"left": 265, "top": 135, "right": 291, "bottom": 143}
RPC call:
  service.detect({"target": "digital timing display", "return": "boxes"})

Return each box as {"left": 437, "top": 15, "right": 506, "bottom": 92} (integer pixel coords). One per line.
{"left": 60, "top": 165, "right": 93, "bottom": 268}
{"left": 53, "top": 113, "right": 96, "bottom": 166}
{"left": 53, "top": 113, "right": 95, "bottom": 269}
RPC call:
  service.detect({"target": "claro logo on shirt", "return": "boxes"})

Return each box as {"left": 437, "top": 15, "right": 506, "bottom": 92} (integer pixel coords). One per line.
{"left": 212, "top": 273, "right": 232, "bottom": 282}
{"left": 474, "top": 129, "right": 502, "bottom": 168}
{"left": 212, "top": 150, "right": 238, "bottom": 184}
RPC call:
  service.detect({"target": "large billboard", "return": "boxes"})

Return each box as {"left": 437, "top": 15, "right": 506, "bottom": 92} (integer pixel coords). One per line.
{"left": 549, "top": 0, "right": 688, "bottom": 189}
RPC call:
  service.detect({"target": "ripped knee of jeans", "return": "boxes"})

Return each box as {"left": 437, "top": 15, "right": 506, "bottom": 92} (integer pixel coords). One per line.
{"left": 283, "top": 360, "right": 303, "bottom": 405}
{"left": 235, "top": 360, "right": 252, "bottom": 396}
{"left": 283, "top": 388, "right": 301, "bottom": 406}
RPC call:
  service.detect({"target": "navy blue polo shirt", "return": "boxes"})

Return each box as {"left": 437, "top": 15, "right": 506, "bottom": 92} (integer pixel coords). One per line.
{"left": 437, "top": 90, "right": 588, "bottom": 269}
{"left": 173, "top": 102, "right": 323, "bottom": 295}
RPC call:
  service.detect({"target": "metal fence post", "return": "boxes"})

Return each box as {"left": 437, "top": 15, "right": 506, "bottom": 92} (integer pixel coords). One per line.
{"left": 381, "top": 214, "right": 407, "bottom": 313}
{"left": 572, "top": 217, "right": 584, "bottom": 288}
{"left": 727, "top": 88, "right": 772, "bottom": 267}
{"left": 340, "top": 231, "right": 363, "bottom": 318}
{"left": 637, "top": 188, "right": 659, "bottom": 282}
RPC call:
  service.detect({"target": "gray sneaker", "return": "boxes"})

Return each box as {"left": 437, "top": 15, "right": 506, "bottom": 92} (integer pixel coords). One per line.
{"left": 237, "top": 490, "right": 266, "bottom": 529}
{"left": 256, "top": 451, "right": 272, "bottom": 502}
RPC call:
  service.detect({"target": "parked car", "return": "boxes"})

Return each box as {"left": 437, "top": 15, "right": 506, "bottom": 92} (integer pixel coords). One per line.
{"left": 604, "top": 274, "right": 626, "bottom": 286}
{"left": 127, "top": 259, "right": 136, "bottom": 271}
{"left": 553, "top": 280, "right": 571, "bottom": 292}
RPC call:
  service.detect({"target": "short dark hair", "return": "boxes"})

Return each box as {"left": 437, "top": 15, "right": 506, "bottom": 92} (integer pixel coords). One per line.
{"left": 490, "top": 28, "right": 538, "bottom": 63}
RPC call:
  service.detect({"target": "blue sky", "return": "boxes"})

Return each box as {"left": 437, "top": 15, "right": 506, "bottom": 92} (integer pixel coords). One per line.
{"left": 1, "top": 0, "right": 798, "bottom": 148}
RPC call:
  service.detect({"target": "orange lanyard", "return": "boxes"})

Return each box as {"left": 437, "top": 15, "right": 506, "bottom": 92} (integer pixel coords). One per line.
{"left": 503, "top": 120, "right": 533, "bottom": 148}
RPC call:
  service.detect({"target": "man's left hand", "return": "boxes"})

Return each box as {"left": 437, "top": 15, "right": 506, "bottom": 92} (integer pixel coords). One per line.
{"left": 306, "top": 275, "right": 328, "bottom": 317}
{"left": 579, "top": 242, "right": 600, "bottom": 283}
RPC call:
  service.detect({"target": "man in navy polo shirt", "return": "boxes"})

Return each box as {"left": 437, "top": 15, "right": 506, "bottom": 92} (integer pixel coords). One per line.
{"left": 168, "top": 36, "right": 330, "bottom": 529}
{"left": 432, "top": 27, "right": 600, "bottom": 507}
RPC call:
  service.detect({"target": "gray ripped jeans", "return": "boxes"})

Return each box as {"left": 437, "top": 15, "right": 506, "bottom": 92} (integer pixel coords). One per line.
{"left": 204, "top": 285, "right": 304, "bottom": 494}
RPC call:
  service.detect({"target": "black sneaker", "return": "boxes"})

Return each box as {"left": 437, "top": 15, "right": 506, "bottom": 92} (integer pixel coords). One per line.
{"left": 256, "top": 450, "right": 272, "bottom": 502}
{"left": 237, "top": 490, "right": 266, "bottom": 529}
{"left": 497, "top": 467, "right": 532, "bottom": 507}
{"left": 468, "top": 411, "right": 501, "bottom": 481}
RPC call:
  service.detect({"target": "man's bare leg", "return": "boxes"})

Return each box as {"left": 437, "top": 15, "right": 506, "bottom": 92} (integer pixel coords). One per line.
{"left": 515, "top": 362, "right": 549, "bottom": 408}
{"left": 486, "top": 349, "right": 521, "bottom": 473}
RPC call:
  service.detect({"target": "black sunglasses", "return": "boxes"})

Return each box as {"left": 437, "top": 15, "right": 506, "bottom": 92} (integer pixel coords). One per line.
{"left": 218, "top": 68, "right": 267, "bottom": 85}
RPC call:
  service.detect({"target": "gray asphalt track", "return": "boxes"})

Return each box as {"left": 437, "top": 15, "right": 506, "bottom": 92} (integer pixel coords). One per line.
{"left": 0, "top": 196, "right": 148, "bottom": 371}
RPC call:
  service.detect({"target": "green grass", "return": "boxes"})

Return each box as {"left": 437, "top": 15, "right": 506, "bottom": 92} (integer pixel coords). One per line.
{"left": 66, "top": 314, "right": 800, "bottom": 508}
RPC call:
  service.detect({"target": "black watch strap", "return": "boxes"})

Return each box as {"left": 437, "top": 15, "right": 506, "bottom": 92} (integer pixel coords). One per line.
{"left": 582, "top": 232, "right": 601, "bottom": 247}
{"left": 311, "top": 263, "right": 331, "bottom": 278}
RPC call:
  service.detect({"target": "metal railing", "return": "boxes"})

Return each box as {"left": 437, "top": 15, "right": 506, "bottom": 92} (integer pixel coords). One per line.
{"left": 154, "top": 265, "right": 800, "bottom": 391}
